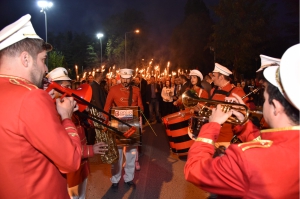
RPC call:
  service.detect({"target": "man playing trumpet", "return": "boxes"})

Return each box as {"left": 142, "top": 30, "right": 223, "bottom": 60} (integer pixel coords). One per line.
{"left": 184, "top": 44, "right": 300, "bottom": 198}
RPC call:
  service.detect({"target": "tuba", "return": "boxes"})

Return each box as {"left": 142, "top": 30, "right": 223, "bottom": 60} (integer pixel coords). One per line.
{"left": 182, "top": 90, "right": 250, "bottom": 139}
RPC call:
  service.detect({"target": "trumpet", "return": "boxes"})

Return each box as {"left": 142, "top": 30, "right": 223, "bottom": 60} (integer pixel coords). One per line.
{"left": 182, "top": 89, "right": 250, "bottom": 125}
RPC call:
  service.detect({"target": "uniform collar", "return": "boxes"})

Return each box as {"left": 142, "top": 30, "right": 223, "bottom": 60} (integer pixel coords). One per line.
{"left": 261, "top": 126, "right": 300, "bottom": 133}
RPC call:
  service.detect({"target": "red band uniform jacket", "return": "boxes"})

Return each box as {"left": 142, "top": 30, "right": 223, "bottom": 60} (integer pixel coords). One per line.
{"left": 104, "top": 84, "right": 144, "bottom": 120}
{"left": 0, "top": 75, "right": 82, "bottom": 199}
{"left": 184, "top": 121, "right": 300, "bottom": 198}
{"left": 210, "top": 83, "right": 248, "bottom": 142}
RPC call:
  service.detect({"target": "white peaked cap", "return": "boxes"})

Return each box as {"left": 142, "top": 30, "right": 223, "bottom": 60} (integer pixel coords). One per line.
{"left": 0, "top": 14, "right": 52, "bottom": 51}
{"left": 46, "top": 67, "right": 72, "bottom": 81}
{"left": 120, "top": 68, "right": 133, "bottom": 78}
{"left": 264, "top": 44, "right": 300, "bottom": 110}
{"left": 213, "top": 63, "right": 232, "bottom": 76}
{"left": 189, "top": 69, "right": 203, "bottom": 81}
{"left": 256, "top": 55, "right": 281, "bottom": 72}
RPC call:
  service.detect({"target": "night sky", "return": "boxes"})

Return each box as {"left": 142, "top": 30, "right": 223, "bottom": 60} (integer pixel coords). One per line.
{"left": 0, "top": 0, "right": 217, "bottom": 43}
{"left": 0, "top": 0, "right": 296, "bottom": 47}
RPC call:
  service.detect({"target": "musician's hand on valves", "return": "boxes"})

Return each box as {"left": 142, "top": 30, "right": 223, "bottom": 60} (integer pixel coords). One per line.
{"left": 93, "top": 142, "right": 108, "bottom": 155}
{"left": 224, "top": 93, "right": 246, "bottom": 122}
{"left": 225, "top": 93, "right": 245, "bottom": 105}
{"left": 209, "top": 104, "right": 232, "bottom": 125}
{"left": 56, "top": 97, "right": 76, "bottom": 120}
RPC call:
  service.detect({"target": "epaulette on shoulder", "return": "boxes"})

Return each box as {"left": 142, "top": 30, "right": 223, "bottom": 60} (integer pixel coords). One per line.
{"left": 237, "top": 140, "right": 273, "bottom": 151}
{"left": 9, "top": 78, "right": 38, "bottom": 91}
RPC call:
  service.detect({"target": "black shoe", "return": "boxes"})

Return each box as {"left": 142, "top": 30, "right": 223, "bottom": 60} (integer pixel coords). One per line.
{"left": 111, "top": 183, "right": 119, "bottom": 192}
{"left": 124, "top": 181, "right": 136, "bottom": 189}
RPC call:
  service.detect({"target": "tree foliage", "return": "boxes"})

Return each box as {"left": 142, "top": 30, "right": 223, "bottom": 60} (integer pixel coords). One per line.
{"left": 102, "top": 9, "right": 151, "bottom": 69}
{"left": 170, "top": 0, "right": 214, "bottom": 75}
{"left": 84, "top": 45, "right": 98, "bottom": 68}
{"left": 48, "top": 31, "right": 99, "bottom": 78}
{"left": 212, "top": 0, "right": 277, "bottom": 76}
{"left": 47, "top": 51, "right": 65, "bottom": 72}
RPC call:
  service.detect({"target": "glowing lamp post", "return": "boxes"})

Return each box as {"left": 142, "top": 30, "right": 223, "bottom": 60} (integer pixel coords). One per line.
{"left": 97, "top": 33, "right": 104, "bottom": 66}
{"left": 37, "top": 1, "right": 53, "bottom": 43}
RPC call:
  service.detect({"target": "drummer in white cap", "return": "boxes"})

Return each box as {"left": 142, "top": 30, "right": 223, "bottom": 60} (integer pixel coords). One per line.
{"left": 0, "top": 15, "right": 81, "bottom": 198}
{"left": 184, "top": 44, "right": 300, "bottom": 198}
{"left": 103, "top": 68, "right": 143, "bottom": 191}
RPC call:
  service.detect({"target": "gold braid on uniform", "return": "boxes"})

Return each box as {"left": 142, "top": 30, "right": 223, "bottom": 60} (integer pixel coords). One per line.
{"left": 195, "top": 137, "right": 215, "bottom": 145}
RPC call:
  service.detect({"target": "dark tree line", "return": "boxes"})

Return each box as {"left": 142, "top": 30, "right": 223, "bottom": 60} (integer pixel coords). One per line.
{"left": 47, "top": 0, "right": 299, "bottom": 80}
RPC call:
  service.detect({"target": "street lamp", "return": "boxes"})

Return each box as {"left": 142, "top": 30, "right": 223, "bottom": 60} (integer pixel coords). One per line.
{"left": 125, "top": 29, "right": 139, "bottom": 68}
{"left": 37, "top": 1, "right": 53, "bottom": 43}
{"left": 97, "top": 33, "right": 104, "bottom": 66}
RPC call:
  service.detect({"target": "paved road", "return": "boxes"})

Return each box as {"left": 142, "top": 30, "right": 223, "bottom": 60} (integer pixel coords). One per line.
{"left": 86, "top": 122, "right": 208, "bottom": 199}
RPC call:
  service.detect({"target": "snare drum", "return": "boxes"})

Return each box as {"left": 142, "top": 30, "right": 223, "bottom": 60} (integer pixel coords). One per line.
{"left": 163, "top": 110, "right": 194, "bottom": 155}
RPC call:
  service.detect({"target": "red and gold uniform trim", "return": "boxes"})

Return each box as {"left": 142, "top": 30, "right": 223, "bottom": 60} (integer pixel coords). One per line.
{"left": 195, "top": 137, "right": 215, "bottom": 145}
{"left": 238, "top": 140, "right": 273, "bottom": 151}
{"left": 261, "top": 126, "right": 300, "bottom": 133}
{"left": 0, "top": 75, "right": 38, "bottom": 90}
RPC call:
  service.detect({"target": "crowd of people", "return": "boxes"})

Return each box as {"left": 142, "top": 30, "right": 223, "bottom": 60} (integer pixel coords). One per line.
{"left": 77, "top": 68, "right": 265, "bottom": 126}
{"left": 0, "top": 14, "right": 299, "bottom": 199}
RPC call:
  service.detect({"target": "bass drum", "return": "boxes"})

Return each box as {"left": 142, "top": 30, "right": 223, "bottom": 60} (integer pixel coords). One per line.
{"left": 162, "top": 110, "right": 194, "bottom": 156}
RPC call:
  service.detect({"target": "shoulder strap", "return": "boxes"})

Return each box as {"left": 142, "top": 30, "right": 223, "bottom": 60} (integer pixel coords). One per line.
{"left": 128, "top": 85, "right": 133, "bottom": 106}
{"left": 227, "top": 85, "right": 236, "bottom": 97}
{"left": 210, "top": 85, "right": 236, "bottom": 99}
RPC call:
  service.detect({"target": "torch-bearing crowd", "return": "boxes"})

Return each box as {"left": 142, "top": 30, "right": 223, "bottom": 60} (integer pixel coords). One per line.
{"left": 0, "top": 14, "right": 299, "bottom": 199}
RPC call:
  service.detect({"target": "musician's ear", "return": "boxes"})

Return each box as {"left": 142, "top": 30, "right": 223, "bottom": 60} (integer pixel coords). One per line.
{"left": 20, "top": 51, "right": 30, "bottom": 67}
{"left": 272, "top": 99, "right": 284, "bottom": 116}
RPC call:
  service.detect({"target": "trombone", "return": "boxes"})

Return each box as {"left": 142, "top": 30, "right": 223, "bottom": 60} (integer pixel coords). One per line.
{"left": 44, "top": 79, "right": 136, "bottom": 140}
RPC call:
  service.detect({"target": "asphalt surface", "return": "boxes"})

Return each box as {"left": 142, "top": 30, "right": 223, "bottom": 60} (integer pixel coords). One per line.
{"left": 86, "top": 122, "right": 208, "bottom": 199}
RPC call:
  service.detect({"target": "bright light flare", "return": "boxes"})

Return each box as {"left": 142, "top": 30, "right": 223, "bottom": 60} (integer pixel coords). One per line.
{"left": 37, "top": 1, "right": 53, "bottom": 9}
{"left": 97, "top": 33, "right": 104, "bottom": 39}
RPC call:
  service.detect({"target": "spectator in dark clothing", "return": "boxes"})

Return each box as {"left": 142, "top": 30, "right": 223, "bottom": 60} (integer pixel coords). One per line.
{"left": 146, "top": 76, "right": 162, "bottom": 123}
{"left": 88, "top": 72, "right": 107, "bottom": 144}
{"left": 136, "top": 73, "right": 149, "bottom": 123}
{"left": 90, "top": 72, "right": 107, "bottom": 109}
{"left": 173, "top": 74, "right": 190, "bottom": 110}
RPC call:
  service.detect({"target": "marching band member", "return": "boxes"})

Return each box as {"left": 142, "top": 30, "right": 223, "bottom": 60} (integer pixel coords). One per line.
{"left": 209, "top": 63, "right": 248, "bottom": 143}
{"left": 0, "top": 14, "right": 81, "bottom": 198}
{"left": 187, "top": 69, "right": 209, "bottom": 114}
{"left": 103, "top": 68, "right": 144, "bottom": 191}
{"left": 46, "top": 67, "right": 108, "bottom": 199}
{"left": 173, "top": 70, "right": 208, "bottom": 111}
{"left": 184, "top": 44, "right": 300, "bottom": 198}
